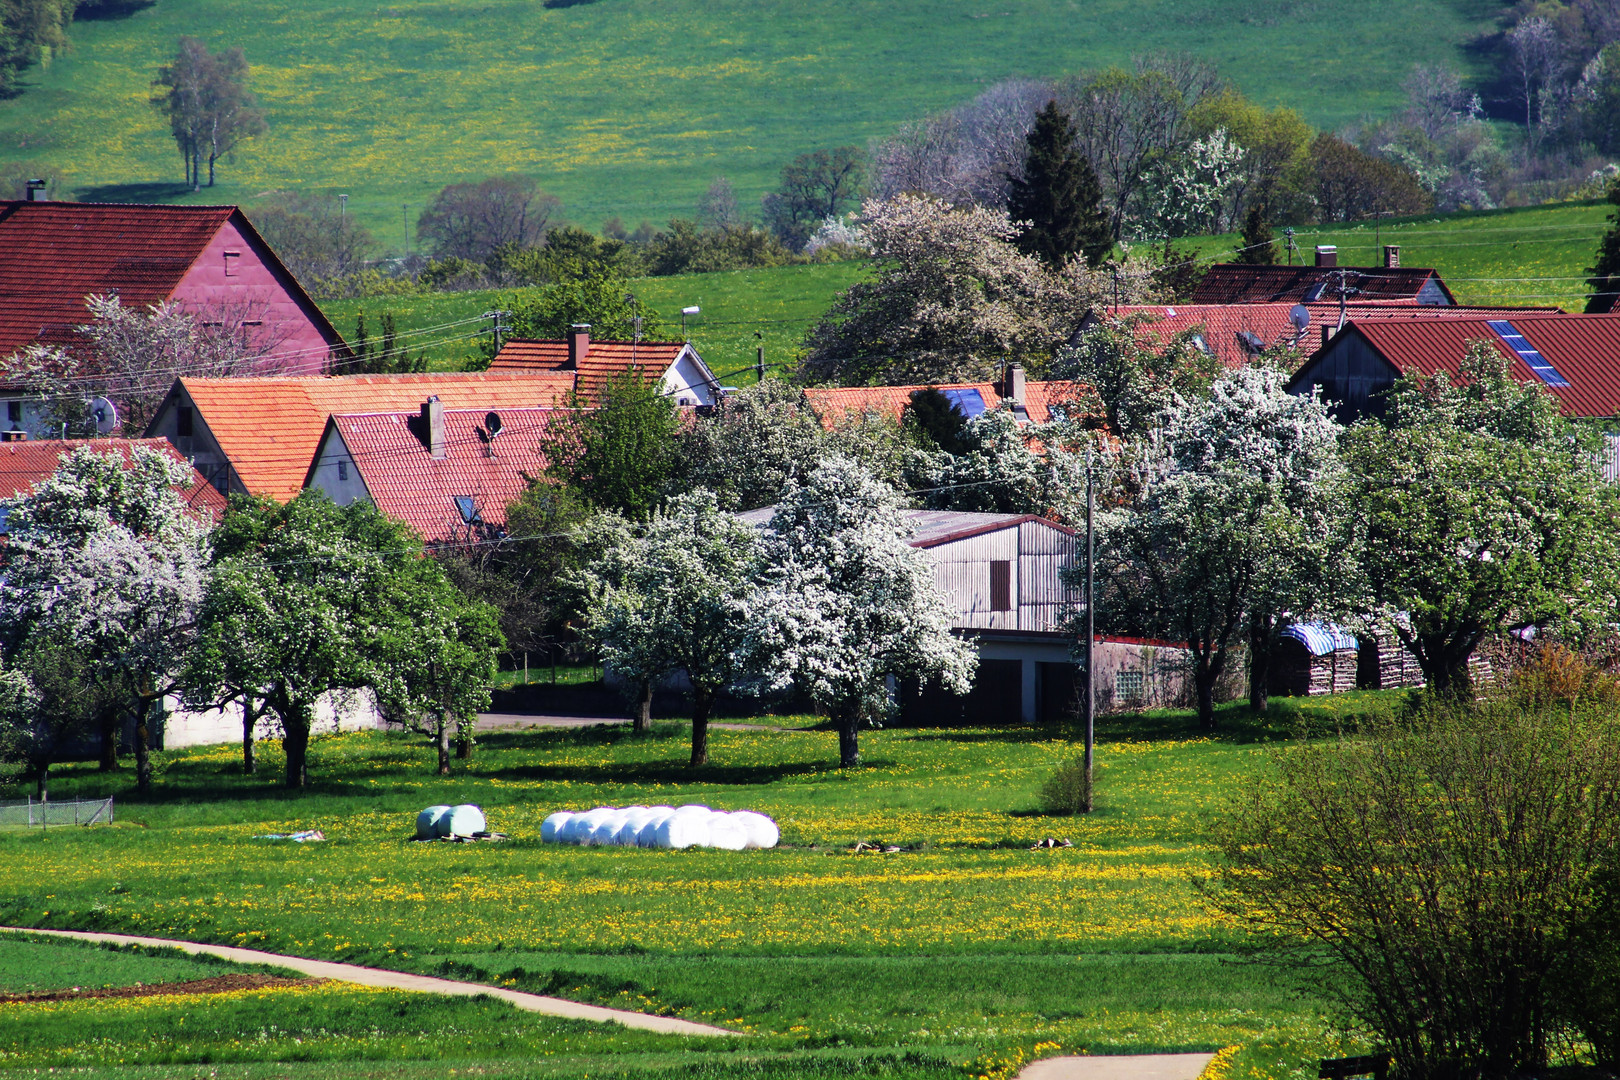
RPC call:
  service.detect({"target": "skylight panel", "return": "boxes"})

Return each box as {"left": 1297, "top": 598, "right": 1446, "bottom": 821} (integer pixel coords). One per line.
{"left": 1487, "top": 320, "right": 1569, "bottom": 388}
{"left": 940, "top": 388, "right": 987, "bottom": 418}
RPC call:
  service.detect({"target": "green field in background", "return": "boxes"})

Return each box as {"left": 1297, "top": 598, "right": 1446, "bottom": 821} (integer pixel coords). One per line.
{"left": 0, "top": 0, "right": 1504, "bottom": 241}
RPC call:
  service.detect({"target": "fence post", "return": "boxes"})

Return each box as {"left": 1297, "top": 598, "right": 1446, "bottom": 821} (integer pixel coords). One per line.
{"left": 26, "top": 795, "right": 31, "bottom": 828}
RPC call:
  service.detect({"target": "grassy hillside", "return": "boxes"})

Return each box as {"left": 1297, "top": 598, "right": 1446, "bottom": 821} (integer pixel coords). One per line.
{"left": 320, "top": 261, "right": 869, "bottom": 376}
{"left": 0, "top": 0, "right": 1504, "bottom": 241}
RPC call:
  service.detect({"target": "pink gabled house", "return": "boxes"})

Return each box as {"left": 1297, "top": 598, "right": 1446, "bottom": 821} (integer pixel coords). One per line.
{"left": 0, "top": 196, "right": 344, "bottom": 437}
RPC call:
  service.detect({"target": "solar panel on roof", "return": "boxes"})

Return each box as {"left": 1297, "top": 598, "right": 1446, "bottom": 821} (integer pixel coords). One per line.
{"left": 1487, "top": 320, "right": 1570, "bottom": 388}
{"left": 940, "top": 388, "right": 987, "bottom": 419}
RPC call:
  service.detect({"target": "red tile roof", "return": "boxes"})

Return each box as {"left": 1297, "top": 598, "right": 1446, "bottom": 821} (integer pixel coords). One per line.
{"left": 1319, "top": 312, "right": 1620, "bottom": 419}
{"left": 0, "top": 437, "right": 226, "bottom": 520}
{"left": 170, "top": 371, "right": 576, "bottom": 503}
{"left": 802, "top": 381, "right": 1073, "bottom": 430}
{"left": 490, "top": 338, "right": 701, "bottom": 401}
{"left": 1190, "top": 263, "right": 1457, "bottom": 305}
{"left": 1100, "top": 302, "right": 1564, "bottom": 369}
{"left": 316, "top": 406, "right": 563, "bottom": 542}
{"left": 0, "top": 200, "right": 340, "bottom": 360}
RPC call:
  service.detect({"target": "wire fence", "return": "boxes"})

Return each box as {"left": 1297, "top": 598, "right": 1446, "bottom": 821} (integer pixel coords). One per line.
{"left": 0, "top": 797, "right": 114, "bottom": 829}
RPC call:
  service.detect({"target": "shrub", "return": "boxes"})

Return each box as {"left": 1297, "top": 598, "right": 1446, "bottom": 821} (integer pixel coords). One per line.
{"left": 1207, "top": 679, "right": 1620, "bottom": 1080}
{"left": 1038, "top": 755, "right": 1091, "bottom": 815}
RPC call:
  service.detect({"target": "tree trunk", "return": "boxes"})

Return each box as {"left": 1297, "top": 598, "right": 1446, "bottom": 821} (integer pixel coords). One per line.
{"left": 456, "top": 729, "right": 472, "bottom": 759}
{"left": 836, "top": 704, "right": 861, "bottom": 768}
{"left": 134, "top": 698, "right": 153, "bottom": 794}
{"left": 283, "top": 701, "right": 311, "bottom": 788}
{"left": 242, "top": 698, "right": 262, "bottom": 775}
{"left": 1248, "top": 611, "right": 1272, "bottom": 714}
{"left": 1423, "top": 635, "right": 1476, "bottom": 701}
{"left": 1194, "top": 659, "right": 1219, "bottom": 731}
{"left": 689, "top": 686, "right": 713, "bottom": 767}
{"left": 436, "top": 714, "right": 451, "bottom": 776}
{"left": 99, "top": 711, "right": 119, "bottom": 771}
{"left": 632, "top": 680, "right": 652, "bottom": 734}
{"left": 35, "top": 762, "right": 47, "bottom": 801}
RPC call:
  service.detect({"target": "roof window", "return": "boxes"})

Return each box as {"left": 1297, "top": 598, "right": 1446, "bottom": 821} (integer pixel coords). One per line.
{"left": 940, "top": 388, "right": 987, "bottom": 419}
{"left": 454, "top": 496, "right": 481, "bottom": 525}
{"left": 1487, "top": 320, "right": 1569, "bottom": 388}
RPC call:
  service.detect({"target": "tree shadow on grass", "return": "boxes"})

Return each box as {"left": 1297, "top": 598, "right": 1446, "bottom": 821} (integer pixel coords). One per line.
{"left": 899, "top": 706, "right": 1315, "bottom": 748}
{"left": 75, "top": 181, "right": 193, "bottom": 203}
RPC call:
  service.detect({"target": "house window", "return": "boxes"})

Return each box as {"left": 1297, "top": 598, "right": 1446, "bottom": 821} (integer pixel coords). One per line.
{"left": 454, "top": 496, "right": 480, "bottom": 524}
{"left": 337, "top": 460, "right": 348, "bottom": 482}
{"left": 223, "top": 250, "right": 241, "bottom": 277}
{"left": 990, "top": 560, "right": 1012, "bottom": 612}
{"left": 5, "top": 401, "right": 20, "bottom": 424}
{"left": 176, "top": 406, "right": 194, "bottom": 437}
{"left": 1116, "top": 669, "right": 1145, "bottom": 702}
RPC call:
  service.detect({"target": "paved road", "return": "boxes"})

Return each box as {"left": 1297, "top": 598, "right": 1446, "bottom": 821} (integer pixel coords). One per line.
{"left": 0, "top": 927, "right": 736, "bottom": 1037}
{"left": 1018, "top": 1052, "right": 1217, "bottom": 1080}
{"left": 476, "top": 712, "right": 803, "bottom": 733}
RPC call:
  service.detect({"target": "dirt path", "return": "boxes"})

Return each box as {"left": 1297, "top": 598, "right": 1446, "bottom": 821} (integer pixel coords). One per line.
{"left": 1018, "top": 1052, "right": 1217, "bottom": 1080}
{"left": 0, "top": 928, "right": 736, "bottom": 1037}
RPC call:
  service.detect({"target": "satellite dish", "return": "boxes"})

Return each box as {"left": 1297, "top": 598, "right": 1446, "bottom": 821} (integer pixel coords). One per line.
{"left": 1289, "top": 304, "right": 1311, "bottom": 331}
{"left": 88, "top": 396, "right": 117, "bottom": 434}
{"left": 485, "top": 411, "right": 503, "bottom": 439}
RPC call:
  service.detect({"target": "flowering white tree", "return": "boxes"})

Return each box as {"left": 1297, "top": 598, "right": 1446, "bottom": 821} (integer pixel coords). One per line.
{"left": 741, "top": 456, "right": 975, "bottom": 767}
{"left": 1140, "top": 128, "right": 1246, "bottom": 237}
{"left": 583, "top": 491, "right": 758, "bottom": 765}
{"left": 1090, "top": 366, "right": 1348, "bottom": 727}
{"left": 910, "top": 406, "right": 1088, "bottom": 517}
{"left": 800, "top": 195, "right": 1152, "bottom": 386}
{"left": 0, "top": 445, "right": 211, "bottom": 791}
{"left": 678, "top": 380, "right": 830, "bottom": 512}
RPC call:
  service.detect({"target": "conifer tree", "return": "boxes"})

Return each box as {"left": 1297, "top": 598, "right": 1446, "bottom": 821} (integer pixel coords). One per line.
{"left": 1007, "top": 101, "right": 1110, "bottom": 268}
{"left": 1236, "top": 203, "right": 1278, "bottom": 265}
{"left": 1586, "top": 178, "right": 1620, "bottom": 314}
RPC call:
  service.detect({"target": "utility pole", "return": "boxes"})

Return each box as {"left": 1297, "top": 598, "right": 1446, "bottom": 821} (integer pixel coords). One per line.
{"left": 1284, "top": 227, "right": 1297, "bottom": 265}
{"left": 1083, "top": 446, "right": 1095, "bottom": 813}
{"left": 402, "top": 205, "right": 409, "bottom": 258}
{"left": 755, "top": 330, "right": 765, "bottom": 383}
{"left": 484, "top": 309, "right": 510, "bottom": 351}
{"left": 339, "top": 193, "right": 348, "bottom": 226}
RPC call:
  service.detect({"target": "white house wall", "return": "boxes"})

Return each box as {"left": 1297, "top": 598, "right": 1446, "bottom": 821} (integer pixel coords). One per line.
{"left": 155, "top": 688, "right": 383, "bottom": 749}
{"left": 661, "top": 351, "right": 719, "bottom": 407}
{"left": 306, "top": 427, "right": 373, "bottom": 506}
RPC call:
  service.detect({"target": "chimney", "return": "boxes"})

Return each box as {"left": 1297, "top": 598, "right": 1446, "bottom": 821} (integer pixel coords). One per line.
{"left": 1003, "top": 363, "right": 1026, "bottom": 406}
{"left": 1315, "top": 245, "right": 1338, "bottom": 268}
{"left": 24, "top": 179, "right": 46, "bottom": 202}
{"left": 566, "top": 323, "right": 590, "bottom": 371}
{"left": 1, "top": 431, "right": 27, "bottom": 443}
{"left": 419, "top": 396, "right": 445, "bottom": 459}
{"left": 1383, "top": 244, "right": 1400, "bottom": 268}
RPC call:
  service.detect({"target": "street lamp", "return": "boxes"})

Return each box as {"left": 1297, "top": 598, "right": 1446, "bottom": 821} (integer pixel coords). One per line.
{"left": 681, "top": 305, "right": 700, "bottom": 341}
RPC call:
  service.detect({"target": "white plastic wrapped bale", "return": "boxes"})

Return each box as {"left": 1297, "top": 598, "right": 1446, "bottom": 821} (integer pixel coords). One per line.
{"left": 653, "top": 809, "right": 714, "bottom": 850}
{"left": 707, "top": 813, "right": 749, "bottom": 851}
{"left": 416, "top": 805, "right": 451, "bottom": 839}
{"left": 541, "top": 811, "right": 574, "bottom": 843}
{"left": 612, "top": 807, "right": 656, "bottom": 846}
{"left": 588, "top": 809, "right": 631, "bottom": 847}
{"left": 634, "top": 808, "right": 676, "bottom": 847}
{"left": 560, "top": 807, "right": 612, "bottom": 845}
{"left": 730, "top": 811, "right": 780, "bottom": 850}
{"left": 438, "top": 804, "right": 486, "bottom": 838}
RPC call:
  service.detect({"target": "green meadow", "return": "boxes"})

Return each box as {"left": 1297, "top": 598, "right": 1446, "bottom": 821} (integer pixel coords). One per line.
{"left": 319, "top": 260, "right": 868, "bottom": 376}
{"left": 1, "top": 0, "right": 1503, "bottom": 239}
{"left": 0, "top": 697, "right": 1397, "bottom": 1079}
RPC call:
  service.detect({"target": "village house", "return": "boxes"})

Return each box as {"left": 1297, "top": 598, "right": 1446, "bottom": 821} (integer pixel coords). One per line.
{"left": 1284, "top": 311, "right": 1620, "bottom": 423}
{"left": 144, "top": 370, "right": 574, "bottom": 499}
{"left": 739, "top": 506, "right": 1190, "bottom": 723}
{"left": 488, "top": 325, "right": 723, "bottom": 406}
{"left": 0, "top": 195, "right": 344, "bottom": 437}
{"left": 304, "top": 398, "right": 564, "bottom": 544}
{"left": 1190, "top": 245, "right": 1457, "bottom": 305}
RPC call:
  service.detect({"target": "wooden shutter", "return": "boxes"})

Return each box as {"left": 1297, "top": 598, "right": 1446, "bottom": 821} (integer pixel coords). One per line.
{"left": 990, "top": 560, "right": 1012, "bottom": 612}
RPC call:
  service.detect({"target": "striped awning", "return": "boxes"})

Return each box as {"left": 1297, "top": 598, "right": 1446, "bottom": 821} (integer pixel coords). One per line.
{"left": 1281, "top": 622, "right": 1359, "bottom": 656}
